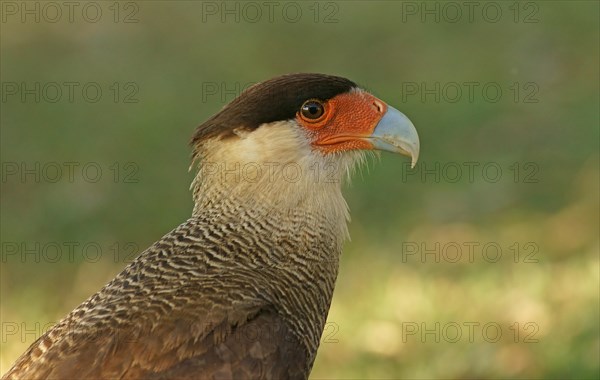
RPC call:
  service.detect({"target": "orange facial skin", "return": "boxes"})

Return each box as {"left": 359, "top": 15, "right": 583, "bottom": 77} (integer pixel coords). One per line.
{"left": 296, "top": 91, "right": 388, "bottom": 154}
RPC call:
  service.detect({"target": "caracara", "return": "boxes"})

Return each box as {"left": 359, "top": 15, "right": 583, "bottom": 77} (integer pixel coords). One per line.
{"left": 3, "top": 73, "right": 419, "bottom": 380}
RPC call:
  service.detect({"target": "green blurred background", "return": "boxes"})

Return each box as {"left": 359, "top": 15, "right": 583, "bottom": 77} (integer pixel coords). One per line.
{"left": 1, "top": 1, "right": 598, "bottom": 378}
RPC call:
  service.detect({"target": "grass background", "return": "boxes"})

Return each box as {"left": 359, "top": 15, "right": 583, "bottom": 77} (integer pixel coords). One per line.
{"left": 1, "top": 1, "right": 598, "bottom": 378}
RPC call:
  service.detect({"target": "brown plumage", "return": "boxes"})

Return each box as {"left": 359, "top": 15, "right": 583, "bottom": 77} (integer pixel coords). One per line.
{"left": 3, "top": 73, "right": 420, "bottom": 380}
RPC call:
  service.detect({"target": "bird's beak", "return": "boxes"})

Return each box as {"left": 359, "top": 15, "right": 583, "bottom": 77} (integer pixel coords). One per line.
{"left": 365, "top": 105, "right": 420, "bottom": 168}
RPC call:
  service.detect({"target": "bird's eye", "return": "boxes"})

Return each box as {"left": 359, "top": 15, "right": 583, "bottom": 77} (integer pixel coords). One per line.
{"left": 300, "top": 100, "right": 325, "bottom": 121}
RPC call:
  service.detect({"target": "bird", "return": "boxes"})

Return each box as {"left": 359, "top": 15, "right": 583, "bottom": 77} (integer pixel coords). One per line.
{"left": 3, "top": 73, "right": 420, "bottom": 380}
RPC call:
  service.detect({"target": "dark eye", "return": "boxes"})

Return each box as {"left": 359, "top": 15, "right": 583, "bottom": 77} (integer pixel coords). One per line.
{"left": 300, "top": 100, "right": 325, "bottom": 120}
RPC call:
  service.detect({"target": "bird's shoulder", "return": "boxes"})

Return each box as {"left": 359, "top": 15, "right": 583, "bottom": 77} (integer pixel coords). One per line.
{"left": 3, "top": 217, "right": 308, "bottom": 379}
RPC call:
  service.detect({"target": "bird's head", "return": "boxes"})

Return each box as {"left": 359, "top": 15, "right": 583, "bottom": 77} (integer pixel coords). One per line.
{"left": 190, "top": 73, "right": 419, "bottom": 231}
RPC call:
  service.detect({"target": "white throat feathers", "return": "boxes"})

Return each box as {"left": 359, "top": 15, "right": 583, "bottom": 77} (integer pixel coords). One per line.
{"left": 191, "top": 120, "right": 368, "bottom": 241}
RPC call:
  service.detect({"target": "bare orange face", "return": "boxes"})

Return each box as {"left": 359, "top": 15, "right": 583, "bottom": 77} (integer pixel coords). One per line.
{"left": 295, "top": 91, "right": 389, "bottom": 154}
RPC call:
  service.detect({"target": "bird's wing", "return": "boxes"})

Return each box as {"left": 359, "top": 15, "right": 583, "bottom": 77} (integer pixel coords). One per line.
{"left": 4, "top": 305, "right": 307, "bottom": 380}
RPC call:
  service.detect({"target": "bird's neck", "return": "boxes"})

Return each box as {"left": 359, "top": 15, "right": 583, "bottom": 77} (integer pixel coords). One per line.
{"left": 188, "top": 130, "right": 365, "bottom": 359}
{"left": 188, "top": 142, "right": 364, "bottom": 362}
{"left": 190, "top": 130, "right": 364, "bottom": 241}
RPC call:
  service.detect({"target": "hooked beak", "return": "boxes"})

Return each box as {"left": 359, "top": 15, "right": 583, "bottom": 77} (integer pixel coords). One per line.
{"left": 368, "top": 106, "right": 420, "bottom": 168}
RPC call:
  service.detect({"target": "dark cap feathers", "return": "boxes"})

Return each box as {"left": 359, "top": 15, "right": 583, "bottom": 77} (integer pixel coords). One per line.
{"left": 191, "top": 73, "right": 356, "bottom": 147}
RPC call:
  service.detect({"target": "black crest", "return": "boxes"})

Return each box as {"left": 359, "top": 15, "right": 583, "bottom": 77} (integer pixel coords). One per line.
{"left": 191, "top": 73, "right": 356, "bottom": 146}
